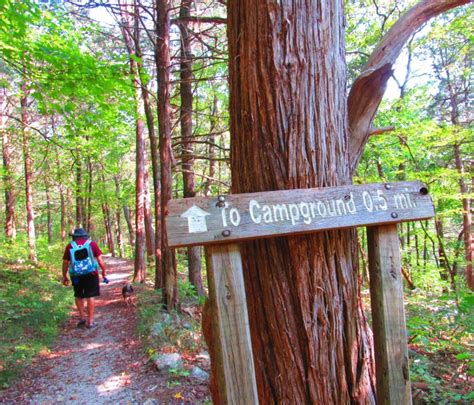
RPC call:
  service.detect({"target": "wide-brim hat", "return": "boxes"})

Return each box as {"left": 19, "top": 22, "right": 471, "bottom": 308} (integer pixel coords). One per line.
{"left": 69, "top": 228, "right": 89, "bottom": 238}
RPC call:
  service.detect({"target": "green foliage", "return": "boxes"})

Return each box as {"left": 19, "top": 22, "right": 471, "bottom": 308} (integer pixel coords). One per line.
{"left": 137, "top": 288, "right": 205, "bottom": 358}
{"left": 0, "top": 239, "right": 73, "bottom": 388}
{"left": 405, "top": 289, "right": 473, "bottom": 403}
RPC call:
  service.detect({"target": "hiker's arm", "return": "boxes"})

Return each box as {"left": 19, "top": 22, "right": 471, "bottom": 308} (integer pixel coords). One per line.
{"left": 97, "top": 255, "right": 107, "bottom": 279}
{"left": 62, "top": 260, "right": 69, "bottom": 286}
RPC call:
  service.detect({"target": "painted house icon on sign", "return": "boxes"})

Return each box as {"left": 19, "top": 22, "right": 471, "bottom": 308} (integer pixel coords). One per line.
{"left": 181, "top": 205, "right": 211, "bottom": 233}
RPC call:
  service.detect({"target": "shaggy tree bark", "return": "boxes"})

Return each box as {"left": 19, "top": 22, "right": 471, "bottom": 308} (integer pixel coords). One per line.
{"left": 348, "top": 0, "right": 470, "bottom": 174}
{"left": 156, "top": 0, "right": 178, "bottom": 309}
{"left": 75, "top": 160, "right": 83, "bottom": 227}
{"left": 45, "top": 174, "right": 53, "bottom": 244}
{"left": 118, "top": 0, "right": 147, "bottom": 282}
{"left": 179, "top": 0, "right": 205, "bottom": 297}
{"left": 218, "top": 1, "right": 470, "bottom": 402}
{"left": 224, "top": 1, "right": 375, "bottom": 403}
{"left": 1, "top": 86, "right": 16, "bottom": 240}
{"left": 20, "top": 83, "right": 37, "bottom": 262}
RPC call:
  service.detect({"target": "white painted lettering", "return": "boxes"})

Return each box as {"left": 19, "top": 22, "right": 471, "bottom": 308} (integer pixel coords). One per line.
{"left": 362, "top": 191, "right": 374, "bottom": 212}
{"left": 262, "top": 205, "right": 273, "bottom": 223}
{"left": 221, "top": 202, "right": 228, "bottom": 227}
{"left": 317, "top": 201, "right": 327, "bottom": 217}
{"left": 309, "top": 202, "right": 318, "bottom": 218}
{"left": 230, "top": 208, "right": 241, "bottom": 226}
{"left": 249, "top": 200, "right": 261, "bottom": 224}
{"left": 229, "top": 208, "right": 240, "bottom": 226}
{"left": 273, "top": 204, "right": 289, "bottom": 222}
{"left": 346, "top": 193, "right": 356, "bottom": 214}
{"left": 299, "top": 202, "right": 312, "bottom": 224}
{"left": 327, "top": 200, "right": 337, "bottom": 216}
{"left": 376, "top": 190, "right": 388, "bottom": 210}
{"left": 288, "top": 204, "right": 300, "bottom": 225}
{"left": 336, "top": 199, "right": 347, "bottom": 216}
{"left": 394, "top": 193, "right": 408, "bottom": 209}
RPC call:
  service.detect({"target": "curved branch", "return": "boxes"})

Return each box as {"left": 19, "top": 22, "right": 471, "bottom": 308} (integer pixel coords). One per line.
{"left": 348, "top": 0, "right": 471, "bottom": 175}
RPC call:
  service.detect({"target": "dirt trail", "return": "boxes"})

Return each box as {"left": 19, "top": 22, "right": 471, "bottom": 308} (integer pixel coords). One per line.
{"left": 0, "top": 257, "right": 209, "bottom": 404}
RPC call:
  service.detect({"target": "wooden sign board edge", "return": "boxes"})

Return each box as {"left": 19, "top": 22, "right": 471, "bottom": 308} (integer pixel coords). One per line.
{"left": 166, "top": 181, "right": 435, "bottom": 248}
{"left": 167, "top": 211, "right": 434, "bottom": 248}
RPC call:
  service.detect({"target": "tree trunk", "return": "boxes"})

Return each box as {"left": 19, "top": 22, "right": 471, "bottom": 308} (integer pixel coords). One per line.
{"left": 85, "top": 158, "right": 93, "bottom": 232}
{"left": 179, "top": 0, "right": 205, "bottom": 297}
{"left": 21, "top": 83, "right": 37, "bottom": 262}
{"left": 59, "top": 183, "right": 66, "bottom": 241}
{"left": 223, "top": 2, "right": 375, "bottom": 403}
{"left": 134, "top": 11, "right": 163, "bottom": 288}
{"left": 144, "top": 168, "right": 156, "bottom": 260}
{"left": 156, "top": 0, "right": 178, "bottom": 309}
{"left": 204, "top": 96, "right": 218, "bottom": 196}
{"left": 454, "top": 144, "right": 472, "bottom": 289}
{"left": 118, "top": 0, "right": 163, "bottom": 284}
{"left": 118, "top": 0, "right": 147, "bottom": 282}
{"left": 45, "top": 176, "right": 53, "bottom": 244}
{"left": 75, "top": 160, "right": 83, "bottom": 227}
{"left": 134, "top": 107, "right": 147, "bottom": 282}
{"left": 435, "top": 218, "right": 453, "bottom": 286}
{"left": 123, "top": 204, "right": 135, "bottom": 247}
{"left": 66, "top": 187, "right": 74, "bottom": 232}
{"left": 1, "top": 86, "right": 16, "bottom": 240}
{"left": 114, "top": 177, "right": 125, "bottom": 258}
{"left": 102, "top": 202, "right": 115, "bottom": 257}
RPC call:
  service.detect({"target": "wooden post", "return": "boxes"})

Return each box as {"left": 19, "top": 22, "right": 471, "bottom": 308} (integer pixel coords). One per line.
{"left": 166, "top": 181, "right": 434, "bottom": 403}
{"left": 205, "top": 243, "right": 259, "bottom": 405}
{"left": 367, "top": 224, "right": 412, "bottom": 405}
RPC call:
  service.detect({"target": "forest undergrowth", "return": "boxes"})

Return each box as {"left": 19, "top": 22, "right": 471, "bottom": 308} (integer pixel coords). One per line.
{"left": 0, "top": 236, "right": 472, "bottom": 403}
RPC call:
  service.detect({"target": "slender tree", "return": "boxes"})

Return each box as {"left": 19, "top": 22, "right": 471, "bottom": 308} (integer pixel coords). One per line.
{"left": 156, "top": 0, "right": 178, "bottom": 308}
{"left": 20, "top": 82, "right": 36, "bottom": 262}
{"left": 117, "top": 0, "right": 147, "bottom": 281}
{"left": 1, "top": 86, "right": 16, "bottom": 240}
{"left": 179, "top": 0, "right": 205, "bottom": 296}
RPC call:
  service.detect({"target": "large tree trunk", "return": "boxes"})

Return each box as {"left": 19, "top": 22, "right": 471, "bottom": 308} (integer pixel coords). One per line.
{"left": 1, "top": 86, "right": 16, "bottom": 240}
{"left": 179, "top": 0, "right": 205, "bottom": 297}
{"left": 156, "top": 0, "right": 178, "bottom": 309}
{"left": 20, "top": 84, "right": 37, "bottom": 262}
{"left": 222, "top": 1, "right": 375, "bottom": 403}
{"left": 133, "top": 105, "right": 147, "bottom": 282}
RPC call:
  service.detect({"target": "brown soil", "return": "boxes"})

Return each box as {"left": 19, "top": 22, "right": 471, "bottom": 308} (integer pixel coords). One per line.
{"left": 0, "top": 257, "right": 210, "bottom": 404}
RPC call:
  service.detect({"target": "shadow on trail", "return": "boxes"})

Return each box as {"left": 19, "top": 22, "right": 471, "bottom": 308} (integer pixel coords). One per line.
{"left": 0, "top": 257, "right": 161, "bottom": 404}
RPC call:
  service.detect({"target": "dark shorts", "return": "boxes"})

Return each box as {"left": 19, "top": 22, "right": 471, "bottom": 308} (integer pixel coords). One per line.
{"left": 71, "top": 272, "right": 100, "bottom": 298}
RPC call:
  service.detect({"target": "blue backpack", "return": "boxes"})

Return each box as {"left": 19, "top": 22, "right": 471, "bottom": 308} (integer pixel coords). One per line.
{"left": 69, "top": 240, "right": 98, "bottom": 276}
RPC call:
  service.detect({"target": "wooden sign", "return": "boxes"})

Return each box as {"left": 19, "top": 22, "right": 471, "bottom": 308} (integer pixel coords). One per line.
{"left": 167, "top": 181, "right": 434, "bottom": 248}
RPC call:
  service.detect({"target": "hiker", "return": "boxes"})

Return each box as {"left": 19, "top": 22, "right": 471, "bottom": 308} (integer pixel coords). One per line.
{"left": 62, "top": 228, "right": 108, "bottom": 328}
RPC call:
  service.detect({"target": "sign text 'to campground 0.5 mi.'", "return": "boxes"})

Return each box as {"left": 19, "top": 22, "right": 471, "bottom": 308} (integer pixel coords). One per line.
{"left": 166, "top": 181, "right": 435, "bottom": 248}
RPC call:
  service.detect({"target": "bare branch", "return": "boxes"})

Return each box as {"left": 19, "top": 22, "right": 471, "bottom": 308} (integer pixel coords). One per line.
{"left": 348, "top": 0, "right": 470, "bottom": 175}
{"left": 369, "top": 126, "right": 395, "bottom": 136}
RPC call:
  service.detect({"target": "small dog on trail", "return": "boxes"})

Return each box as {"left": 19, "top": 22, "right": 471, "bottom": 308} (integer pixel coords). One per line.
{"left": 122, "top": 282, "right": 134, "bottom": 306}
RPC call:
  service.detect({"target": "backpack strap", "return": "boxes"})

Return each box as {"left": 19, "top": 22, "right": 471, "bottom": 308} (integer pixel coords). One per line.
{"left": 82, "top": 239, "right": 92, "bottom": 249}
